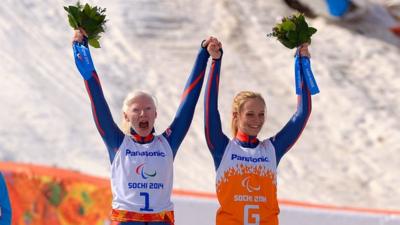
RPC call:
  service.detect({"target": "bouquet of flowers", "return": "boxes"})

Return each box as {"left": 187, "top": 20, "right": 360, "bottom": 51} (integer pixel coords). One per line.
{"left": 269, "top": 13, "right": 320, "bottom": 95}
{"left": 269, "top": 13, "right": 317, "bottom": 49}
{"left": 64, "top": 1, "right": 107, "bottom": 48}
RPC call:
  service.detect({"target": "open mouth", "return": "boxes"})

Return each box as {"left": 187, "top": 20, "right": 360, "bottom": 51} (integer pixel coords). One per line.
{"left": 139, "top": 121, "right": 149, "bottom": 129}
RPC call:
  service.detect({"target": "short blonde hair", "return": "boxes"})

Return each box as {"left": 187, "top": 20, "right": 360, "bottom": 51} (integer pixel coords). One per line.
{"left": 231, "top": 91, "right": 265, "bottom": 137}
{"left": 120, "top": 90, "right": 157, "bottom": 134}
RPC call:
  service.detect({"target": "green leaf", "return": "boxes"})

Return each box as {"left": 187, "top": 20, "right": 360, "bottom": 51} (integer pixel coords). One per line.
{"left": 297, "top": 14, "right": 305, "bottom": 22}
{"left": 308, "top": 27, "right": 317, "bottom": 36}
{"left": 287, "top": 30, "right": 298, "bottom": 42}
{"left": 299, "top": 29, "right": 309, "bottom": 44}
{"left": 281, "top": 39, "right": 297, "bottom": 49}
{"left": 91, "top": 7, "right": 99, "bottom": 17}
{"left": 296, "top": 17, "right": 308, "bottom": 32}
{"left": 65, "top": 2, "right": 107, "bottom": 48}
{"left": 83, "top": 3, "right": 91, "bottom": 15}
{"left": 269, "top": 13, "right": 317, "bottom": 49}
{"left": 81, "top": 18, "right": 97, "bottom": 30}
{"left": 68, "top": 6, "right": 81, "bottom": 26}
{"left": 98, "top": 15, "right": 106, "bottom": 23}
{"left": 281, "top": 20, "right": 296, "bottom": 32}
{"left": 88, "top": 39, "right": 101, "bottom": 48}
{"left": 68, "top": 15, "right": 78, "bottom": 29}
{"left": 68, "top": 6, "right": 80, "bottom": 18}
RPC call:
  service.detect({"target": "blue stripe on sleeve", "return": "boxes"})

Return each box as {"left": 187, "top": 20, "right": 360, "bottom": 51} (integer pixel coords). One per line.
{"left": 84, "top": 72, "right": 125, "bottom": 163}
{"left": 204, "top": 56, "right": 229, "bottom": 170}
{"left": 271, "top": 57, "right": 312, "bottom": 165}
{"left": 163, "top": 46, "right": 209, "bottom": 157}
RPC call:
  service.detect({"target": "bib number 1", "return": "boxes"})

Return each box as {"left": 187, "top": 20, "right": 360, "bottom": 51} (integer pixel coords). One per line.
{"left": 244, "top": 205, "right": 260, "bottom": 225}
{"left": 140, "top": 192, "right": 154, "bottom": 212}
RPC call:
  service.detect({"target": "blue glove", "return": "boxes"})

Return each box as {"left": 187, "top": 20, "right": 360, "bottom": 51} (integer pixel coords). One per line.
{"left": 301, "top": 57, "right": 320, "bottom": 95}
{"left": 294, "top": 53, "right": 320, "bottom": 95}
{"left": 72, "top": 41, "right": 96, "bottom": 80}
{"left": 294, "top": 54, "right": 303, "bottom": 95}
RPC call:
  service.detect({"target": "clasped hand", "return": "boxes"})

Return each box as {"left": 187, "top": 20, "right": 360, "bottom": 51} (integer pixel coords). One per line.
{"left": 203, "top": 36, "right": 222, "bottom": 59}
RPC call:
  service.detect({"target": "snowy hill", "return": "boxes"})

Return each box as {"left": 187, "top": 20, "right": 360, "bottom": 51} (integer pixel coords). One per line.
{"left": 1, "top": 0, "right": 399, "bottom": 210}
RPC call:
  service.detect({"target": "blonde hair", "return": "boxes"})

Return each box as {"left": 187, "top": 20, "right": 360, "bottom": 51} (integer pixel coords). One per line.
{"left": 231, "top": 91, "right": 265, "bottom": 137}
{"left": 120, "top": 90, "right": 157, "bottom": 134}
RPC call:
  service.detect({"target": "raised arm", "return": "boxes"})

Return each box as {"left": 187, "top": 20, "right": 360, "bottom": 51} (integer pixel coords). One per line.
{"left": 204, "top": 38, "right": 229, "bottom": 169}
{"left": 72, "top": 30, "right": 124, "bottom": 163}
{"left": 270, "top": 44, "right": 312, "bottom": 165}
{"left": 162, "top": 40, "right": 211, "bottom": 157}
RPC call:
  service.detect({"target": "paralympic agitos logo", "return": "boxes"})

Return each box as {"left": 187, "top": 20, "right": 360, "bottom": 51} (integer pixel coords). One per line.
{"left": 241, "top": 176, "right": 260, "bottom": 192}
{"left": 135, "top": 163, "right": 157, "bottom": 179}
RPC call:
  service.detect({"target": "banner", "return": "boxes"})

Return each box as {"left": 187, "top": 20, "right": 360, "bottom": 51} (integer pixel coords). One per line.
{"left": 0, "top": 162, "right": 112, "bottom": 225}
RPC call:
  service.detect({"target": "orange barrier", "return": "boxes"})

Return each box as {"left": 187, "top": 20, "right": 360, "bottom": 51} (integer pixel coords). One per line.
{"left": 278, "top": 199, "right": 400, "bottom": 216}
{"left": 172, "top": 189, "right": 400, "bottom": 216}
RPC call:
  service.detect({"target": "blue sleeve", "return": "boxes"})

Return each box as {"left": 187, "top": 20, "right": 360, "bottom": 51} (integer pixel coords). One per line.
{"left": 84, "top": 72, "right": 125, "bottom": 163}
{"left": 271, "top": 56, "right": 312, "bottom": 165}
{"left": 0, "top": 173, "right": 11, "bottom": 225}
{"left": 204, "top": 54, "right": 230, "bottom": 170}
{"left": 162, "top": 45, "right": 210, "bottom": 157}
{"left": 325, "top": 0, "right": 350, "bottom": 17}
